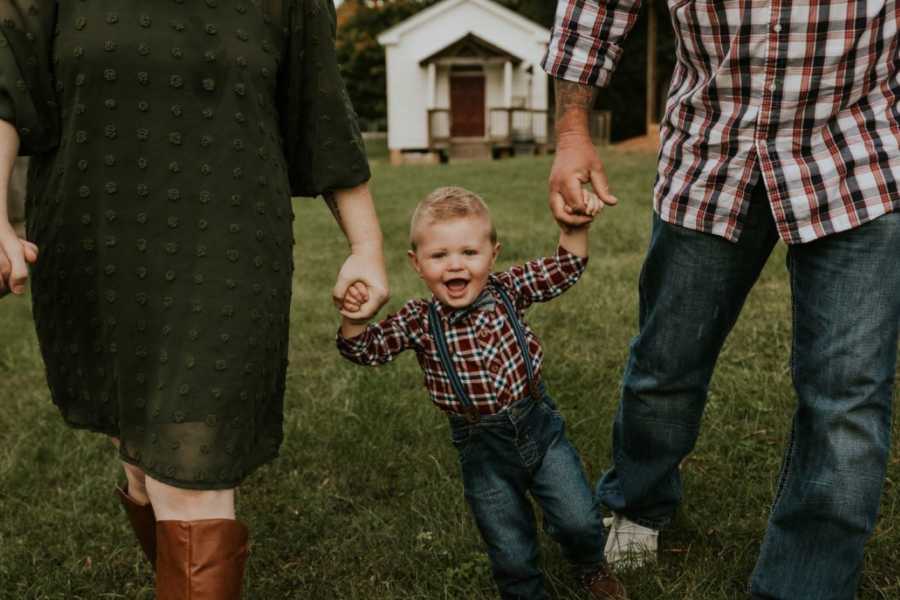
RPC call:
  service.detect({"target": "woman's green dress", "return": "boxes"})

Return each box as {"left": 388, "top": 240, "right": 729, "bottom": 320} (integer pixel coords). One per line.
{"left": 0, "top": 0, "right": 369, "bottom": 489}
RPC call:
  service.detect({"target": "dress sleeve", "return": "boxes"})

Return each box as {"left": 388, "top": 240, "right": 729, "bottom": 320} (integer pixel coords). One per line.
{"left": 277, "top": 0, "right": 370, "bottom": 199}
{"left": 0, "top": 1, "right": 59, "bottom": 155}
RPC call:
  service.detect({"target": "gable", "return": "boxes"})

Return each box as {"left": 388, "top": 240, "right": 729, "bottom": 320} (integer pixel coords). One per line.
{"left": 419, "top": 33, "right": 523, "bottom": 66}
{"left": 378, "top": 0, "right": 549, "bottom": 47}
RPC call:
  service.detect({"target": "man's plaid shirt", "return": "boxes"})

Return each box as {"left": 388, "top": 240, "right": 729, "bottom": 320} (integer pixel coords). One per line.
{"left": 337, "top": 247, "right": 587, "bottom": 416}
{"left": 543, "top": 1, "right": 899, "bottom": 244}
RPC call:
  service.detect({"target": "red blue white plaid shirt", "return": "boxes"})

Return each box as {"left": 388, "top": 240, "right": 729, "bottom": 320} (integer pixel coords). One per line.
{"left": 337, "top": 247, "right": 587, "bottom": 416}
{"left": 543, "top": 1, "right": 900, "bottom": 244}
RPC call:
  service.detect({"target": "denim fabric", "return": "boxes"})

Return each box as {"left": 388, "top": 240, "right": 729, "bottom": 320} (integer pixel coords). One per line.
{"left": 596, "top": 183, "right": 900, "bottom": 599}
{"left": 451, "top": 394, "right": 605, "bottom": 600}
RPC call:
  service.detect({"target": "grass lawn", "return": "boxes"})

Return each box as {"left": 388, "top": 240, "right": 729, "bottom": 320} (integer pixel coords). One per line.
{"left": 1, "top": 151, "right": 898, "bottom": 599}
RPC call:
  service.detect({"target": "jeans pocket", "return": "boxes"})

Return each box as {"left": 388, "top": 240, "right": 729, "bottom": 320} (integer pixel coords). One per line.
{"left": 450, "top": 427, "right": 477, "bottom": 462}
{"left": 541, "top": 397, "right": 564, "bottom": 421}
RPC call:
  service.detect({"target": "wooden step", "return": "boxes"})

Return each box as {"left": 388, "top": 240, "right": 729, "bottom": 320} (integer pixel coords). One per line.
{"left": 449, "top": 141, "right": 492, "bottom": 160}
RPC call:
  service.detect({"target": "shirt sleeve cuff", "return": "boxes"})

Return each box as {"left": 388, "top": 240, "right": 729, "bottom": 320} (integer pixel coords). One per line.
{"left": 541, "top": 33, "right": 623, "bottom": 88}
{"left": 556, "top": 244, "right": 588, "bottom": 275}
{"left": 336, "top": 327, "right": 369, "bottom": 356}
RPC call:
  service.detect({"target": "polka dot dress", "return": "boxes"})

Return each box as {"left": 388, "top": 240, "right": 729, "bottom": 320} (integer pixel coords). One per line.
{"left": 0, "top": 0, "right": 370, "bottom": 489}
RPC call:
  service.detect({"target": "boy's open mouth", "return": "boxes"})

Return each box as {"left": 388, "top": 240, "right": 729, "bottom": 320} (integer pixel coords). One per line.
{"left": 444, "top": 278, "right": 469, "bottom": 298}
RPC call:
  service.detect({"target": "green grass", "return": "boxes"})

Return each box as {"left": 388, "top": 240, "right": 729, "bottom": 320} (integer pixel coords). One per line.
{"left": 364, "top": 136, "right": 389, "bottom": 162}
{"left": 1, "top": 151, "right": 898, "bottom": 599}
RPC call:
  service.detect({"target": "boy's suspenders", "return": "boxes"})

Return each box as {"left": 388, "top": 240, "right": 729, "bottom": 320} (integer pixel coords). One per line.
{"left": 428, "top": 303, "right": 481, "bottom": 423}
{"left": 428, "top": 284, "right": 542, "bottom": 424}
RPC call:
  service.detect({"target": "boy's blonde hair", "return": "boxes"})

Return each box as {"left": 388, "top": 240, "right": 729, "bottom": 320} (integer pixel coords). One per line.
{"left": 409, "top": 186, "right": 497, "bottom": 250}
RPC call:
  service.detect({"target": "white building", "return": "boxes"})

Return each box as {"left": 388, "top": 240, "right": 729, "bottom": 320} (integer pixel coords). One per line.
{"left": 377, "top": 0, "right": 551, "bottom": 163}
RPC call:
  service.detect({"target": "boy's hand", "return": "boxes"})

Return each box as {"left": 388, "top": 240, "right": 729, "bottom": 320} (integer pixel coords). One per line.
{"left": 338, "top": 281, "right": 378, "bottom": 339}
{"left": 340, "top": 281, "right": 374, "bottom": 322}
{"left": 557, "top": 189, "right": 603, "bottom": 232}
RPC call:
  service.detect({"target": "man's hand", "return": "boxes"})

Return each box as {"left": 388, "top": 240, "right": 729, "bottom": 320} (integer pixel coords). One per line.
{"left": 549, "top": 79, "right": 618, "bottom": 229}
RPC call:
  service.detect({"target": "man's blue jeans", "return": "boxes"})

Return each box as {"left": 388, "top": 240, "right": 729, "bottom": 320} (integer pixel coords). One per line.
{"left": 596, "top": 185, "right": 900, "bottom": 600}
{"left": 451, "top": 394, "right": 605, "bottom": 600}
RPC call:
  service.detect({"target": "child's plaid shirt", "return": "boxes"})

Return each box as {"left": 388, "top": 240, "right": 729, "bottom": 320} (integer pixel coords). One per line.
{"left": 337, "top": 246, "right": 587, "bottom": 416}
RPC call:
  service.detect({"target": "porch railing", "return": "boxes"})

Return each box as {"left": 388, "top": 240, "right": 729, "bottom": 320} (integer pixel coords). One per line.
{"left": 426, "top": 108, "right": 612, "bottom": 149}
{"left": 427, "top": 109, "right": 451, "bottom": 147}
{"left": 488, "top": 109, "right": 550, "bottom": 145}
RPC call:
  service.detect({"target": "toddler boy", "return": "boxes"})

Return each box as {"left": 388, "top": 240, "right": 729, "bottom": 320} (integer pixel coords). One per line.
{"left": 336, "top": 187, "right": 625, "bottom": 600}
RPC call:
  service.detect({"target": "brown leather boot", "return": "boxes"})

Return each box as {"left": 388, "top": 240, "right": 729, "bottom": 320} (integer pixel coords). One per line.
{"left": 115, "top": 485, "right": 157, "bottom": 569}
{"left": 583, "top": 564, "right": 628, "bottom": 600}
{"left": 155, "top": 519, "right": 249, "bottom": 600}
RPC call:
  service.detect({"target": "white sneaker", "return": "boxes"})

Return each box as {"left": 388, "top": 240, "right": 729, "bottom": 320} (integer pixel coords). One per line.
{"left": 603, "top": 512, "right": 659, "bottom": 568}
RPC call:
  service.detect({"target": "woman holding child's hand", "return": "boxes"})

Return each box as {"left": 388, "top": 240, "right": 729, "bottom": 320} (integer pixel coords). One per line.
{"left": 0, "top": 224, "right": 39, "bottom": 297}
{"left": 0, "top": 0, "right": 385, "bottom": 597}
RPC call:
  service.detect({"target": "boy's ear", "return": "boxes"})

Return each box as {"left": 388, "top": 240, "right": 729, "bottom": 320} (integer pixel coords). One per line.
{"left": 407, "top": 250, "right": 423, "bottom": 278}
{"left": 490, "top": 242, "right": 501, "bottom": 268}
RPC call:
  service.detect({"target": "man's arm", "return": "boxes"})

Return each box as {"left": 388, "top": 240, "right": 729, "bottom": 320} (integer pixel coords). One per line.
{"left": 549, "top": 80, "right": 613, "bottom": 228}
{"left": 543, "top": 0, "right": 643, "bottom": 224}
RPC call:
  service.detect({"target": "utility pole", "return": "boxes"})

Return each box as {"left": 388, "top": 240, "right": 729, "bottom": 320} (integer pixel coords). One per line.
{"left": 645, "top": 0, "right": 659, "bottom": 132}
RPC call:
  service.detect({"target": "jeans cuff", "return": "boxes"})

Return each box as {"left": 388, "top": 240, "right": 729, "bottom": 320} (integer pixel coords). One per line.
{"left": 617, "top": 510, "right": 669, "bottom": 530}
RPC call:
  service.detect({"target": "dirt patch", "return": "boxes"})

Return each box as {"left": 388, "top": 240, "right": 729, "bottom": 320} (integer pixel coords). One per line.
{"left": 612, "top": 125, "right": 661, "bottom": 154}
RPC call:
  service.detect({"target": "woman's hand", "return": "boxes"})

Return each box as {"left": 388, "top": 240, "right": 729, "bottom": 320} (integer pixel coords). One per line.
{"left": 0, "top": 221, "right": 38, "bottom": 297}
{"left": 332, "top": 247, "right": 389, "bottom": 321}
{"left": 327, "top": 182, "right": 389, "bottom": 321}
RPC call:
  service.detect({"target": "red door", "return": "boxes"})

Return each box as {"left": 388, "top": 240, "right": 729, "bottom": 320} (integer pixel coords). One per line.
{"left": 450, "top": 75, "right": 485, "bottom": 137}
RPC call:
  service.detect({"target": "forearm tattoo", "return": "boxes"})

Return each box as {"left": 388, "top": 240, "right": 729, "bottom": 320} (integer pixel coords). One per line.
{"left": 555, "top": 80, "right": 598, "bottom": 121}
{"left": 324, "top": 193, "right": 342, "bottom": 225}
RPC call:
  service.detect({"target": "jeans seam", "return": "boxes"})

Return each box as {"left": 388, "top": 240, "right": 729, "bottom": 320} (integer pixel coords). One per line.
{"left": 771, "top": 249, "right": 800, "bottom": 510}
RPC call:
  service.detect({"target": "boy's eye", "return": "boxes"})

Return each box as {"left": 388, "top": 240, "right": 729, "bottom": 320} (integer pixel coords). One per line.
{"left": 463, "top": 249, "right": 478, "bottom": 256}
{"left": 430, "top": 252, "right": 446, "bottom": 259}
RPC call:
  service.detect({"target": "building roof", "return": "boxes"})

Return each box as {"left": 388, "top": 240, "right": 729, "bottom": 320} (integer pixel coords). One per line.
{"left": 377, "top": 0, "right": 550, "bottom": 46}
{"left": 419, "top": 32, "right": 523, "bottom": 65}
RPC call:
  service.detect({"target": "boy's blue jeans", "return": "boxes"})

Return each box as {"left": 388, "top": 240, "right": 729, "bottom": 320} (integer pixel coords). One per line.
{"left": 450, "top": 393, "right": 605, "bottom": 600}
{"left": 596, "top": 184, "right": 900, "bottom": 600}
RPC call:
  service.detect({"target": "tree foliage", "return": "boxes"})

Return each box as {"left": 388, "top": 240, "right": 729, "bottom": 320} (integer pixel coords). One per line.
{"left": 335, "top": 0, "right": 439, "bottom": 129}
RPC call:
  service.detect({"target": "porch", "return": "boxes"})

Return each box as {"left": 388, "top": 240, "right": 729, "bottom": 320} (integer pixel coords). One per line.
{"left": 426, "top": 107, "right": 612, "bottom": 160}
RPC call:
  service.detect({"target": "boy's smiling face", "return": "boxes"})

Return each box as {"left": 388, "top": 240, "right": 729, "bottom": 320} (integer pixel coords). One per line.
{"left": 408, "top": 214, "right": 500, "bottom": 309}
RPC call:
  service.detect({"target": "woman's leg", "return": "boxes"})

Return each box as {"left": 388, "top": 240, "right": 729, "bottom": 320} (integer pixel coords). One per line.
{"left": 147, "top": 475, "right": 248, "bottom": 600}
{"left": 111, "top": 437, "right": 150, "bottom": 505}
{"left": 110, "top": 437, "right": 157, "bottom": 566}
{"left": 144, "top": 476, "right": 234, "bottom": 521}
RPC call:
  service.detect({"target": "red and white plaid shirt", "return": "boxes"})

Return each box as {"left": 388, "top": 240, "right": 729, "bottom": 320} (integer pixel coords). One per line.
{"left": 543, "top": 1, "right": 900, "bottom": 244}
{"left": 337, "top": 247, "right": 587, "bottom": 416}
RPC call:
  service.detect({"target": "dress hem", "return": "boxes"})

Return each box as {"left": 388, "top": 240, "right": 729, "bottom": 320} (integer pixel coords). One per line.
{"left": 59, "top": 417, "right": 281, "bottom": 491}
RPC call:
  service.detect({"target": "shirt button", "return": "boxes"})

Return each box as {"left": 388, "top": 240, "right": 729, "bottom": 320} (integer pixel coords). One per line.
{"left": 773, "top": 24, "right": 782, "bottom": 33}
{"left": 489, "top": 363, "right": 500, "bottom": 374}
{"left": 769, "top": 82, "right": 778, "bottom": 92}
{"left": 478, "top": 329, "right": 490, "bottom": 340}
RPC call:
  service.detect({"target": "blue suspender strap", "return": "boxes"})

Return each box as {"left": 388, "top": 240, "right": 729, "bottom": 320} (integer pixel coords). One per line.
{"left": 494, "top": 285, "right": 543, "bottom": 402}
{"left": 428, "top": 303, "right": 481, "bottom": 423}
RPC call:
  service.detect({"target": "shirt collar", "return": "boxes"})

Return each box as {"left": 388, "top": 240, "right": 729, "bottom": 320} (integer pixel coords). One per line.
{"left": 431, "top": 285, "right": 497, "bottom": 325}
